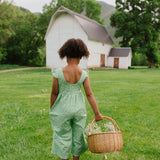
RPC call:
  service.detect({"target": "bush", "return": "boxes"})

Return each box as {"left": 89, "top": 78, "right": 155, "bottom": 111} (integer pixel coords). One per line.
{"left": 28, "top": 53, "right": 43, "bottom": 66}
{"left": 3, "top": 11, "right": 44, "bottom": 66}
{"left": 132, "top": 53, "right": 149, "bottom": 66}
{"left": 38, "top": 46, "right": 46, "bottom": 65}
{"left": 0, "top": 47, "right": 7, "bottom": 63}
{"left": 155, "top": 64, "right": 159, "bottom": 68}
{"left": 156, "top": 51, "right": 160, "bottom": 68}
{"left": 4, "top": 22, "right": 44, "bottom": 66}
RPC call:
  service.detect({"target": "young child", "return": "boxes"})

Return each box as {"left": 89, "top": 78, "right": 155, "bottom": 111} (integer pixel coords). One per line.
{"left": 49, "top": 38, "right": 103, "bottom": 160}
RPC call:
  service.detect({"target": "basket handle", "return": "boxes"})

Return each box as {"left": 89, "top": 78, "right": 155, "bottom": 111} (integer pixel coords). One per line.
{"left": 88, "top": 116, "right": 120, "bottom": 133}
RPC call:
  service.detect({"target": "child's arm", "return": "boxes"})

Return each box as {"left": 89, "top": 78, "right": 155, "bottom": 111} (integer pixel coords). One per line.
{"left": 83, "top": 77, "right": 103, "bottom": 122}
{"left": 50, "top": 77, "right": 59, "bottom": 108}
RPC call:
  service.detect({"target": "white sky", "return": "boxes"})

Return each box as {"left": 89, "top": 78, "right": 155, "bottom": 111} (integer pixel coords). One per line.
{"left": 4, "top": 0, "right": 116, "bottom": 13}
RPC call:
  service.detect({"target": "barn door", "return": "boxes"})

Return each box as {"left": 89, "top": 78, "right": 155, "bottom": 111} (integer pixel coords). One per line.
{"left": 100, "top": 54, "right": 105, "bottom": 67}
{"left": 114, "top": 58, "right": 119, "bottom": 68}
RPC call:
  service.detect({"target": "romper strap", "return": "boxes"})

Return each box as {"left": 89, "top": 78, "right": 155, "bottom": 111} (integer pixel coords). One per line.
{"left": 80, "top": 70, "right": 89, "bottom": 83}
{"left": 51, "top": 68, "right": 61, "bottom": 79}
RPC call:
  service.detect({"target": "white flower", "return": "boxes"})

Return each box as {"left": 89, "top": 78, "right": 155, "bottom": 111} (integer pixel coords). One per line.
{"left": 85, "top": 121, "right": 115, "bottom": 136}
{"left": 104, "top": 122, "right": 115, "bottom": 132}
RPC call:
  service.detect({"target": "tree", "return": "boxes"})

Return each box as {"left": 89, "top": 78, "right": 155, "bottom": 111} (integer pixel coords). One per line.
{"left": 56, "top": 0, "right": 103, "bottom": 24}
{"left": 0, "top": 1, "right": 27, "bottom": 63}
{"left": 57, "top": 0, "right": 85, "bottom": 13}
{"left": 36, "top": 0, "right": 57, "bottom": 39}
{"left": 5, "top": 13, "right": 44, "bottom": 66}
{"left": 85, "top": 0, "right": 104, "bottom": 24}
{"left": 0, "top": 47, "right": 7, "bottom": 63}
{"left": 0, "top": 1, "right": 45, "bottom": 65}
{"left": 110, "top": 0, "right": 160, "bottom": 67}
{"left": 0, "top": 1, "right": 27, "bottom": 44}
{"left": 0, "top": 1, "right": 15, "bottom": 44}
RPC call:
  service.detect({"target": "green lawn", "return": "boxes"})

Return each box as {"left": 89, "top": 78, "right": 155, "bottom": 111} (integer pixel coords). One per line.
{"left": 0, "top": 64, "right": 28, "bottom": 70}
{"left": 0, "top": 68, "right": 160, "bottom": 160}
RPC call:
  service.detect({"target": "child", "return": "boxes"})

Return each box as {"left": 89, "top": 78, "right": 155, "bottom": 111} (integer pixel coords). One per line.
{"left": 50, "top": 38, "right": 103, "bottom": 160}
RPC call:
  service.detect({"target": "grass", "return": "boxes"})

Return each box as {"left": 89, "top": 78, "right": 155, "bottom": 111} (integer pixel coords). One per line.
{"left": 0, "top": 68, "right": 160, "bottom": 160}
{"left": 128, "top": 66, "right": 149, "bottom": 69}
{"left": 0, "top": 64, "right": 28, "bottom": 70}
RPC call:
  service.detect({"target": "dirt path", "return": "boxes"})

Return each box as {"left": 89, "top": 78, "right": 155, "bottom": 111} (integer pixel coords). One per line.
{"left": 0, "top": 67, "right": 47, "bottom": 73}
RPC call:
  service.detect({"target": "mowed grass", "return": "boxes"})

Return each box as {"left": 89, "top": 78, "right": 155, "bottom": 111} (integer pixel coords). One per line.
{"left": 0, "top": 68, "right": 160, "bottom": 160}
{"left": 0, "top": 64, "right": 27, "bottom": 70}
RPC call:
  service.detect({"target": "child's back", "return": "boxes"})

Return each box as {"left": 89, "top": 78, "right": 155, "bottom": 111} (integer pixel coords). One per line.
{"left": 62, "top": 64, "right": 82, "bottom": 84}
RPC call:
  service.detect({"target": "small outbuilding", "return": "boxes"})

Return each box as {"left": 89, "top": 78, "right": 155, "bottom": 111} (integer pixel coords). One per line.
{"left": 107, "top": 48, "right": 132, "bottom": 69}
{"left": 45, "top": 6, "right": 132, "bottom": 69}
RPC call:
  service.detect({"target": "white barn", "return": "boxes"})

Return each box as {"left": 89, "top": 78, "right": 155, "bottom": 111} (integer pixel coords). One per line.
{"left": 45, "top": 6, "right": 113, "bottom": 69}
{"left": 107, "top": 48, "right": 132, "bottom": 69}
{"left": 45, "top": 6, "right": 132, "bottom": 69}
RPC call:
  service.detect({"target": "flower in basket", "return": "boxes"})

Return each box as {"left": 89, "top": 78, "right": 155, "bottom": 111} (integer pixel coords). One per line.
{"left": 85, "top": 122, "right": 115, "bottom": 136}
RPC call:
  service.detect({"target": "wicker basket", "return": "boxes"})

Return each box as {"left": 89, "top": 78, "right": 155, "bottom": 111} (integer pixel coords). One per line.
{"left": 88, "top": 116, "right": 123, "bottom": 153}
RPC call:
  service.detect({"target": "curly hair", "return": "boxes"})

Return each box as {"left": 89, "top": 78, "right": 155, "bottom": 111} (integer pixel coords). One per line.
{"left": 58, "top": 38, "right": 90, "bottom": 59}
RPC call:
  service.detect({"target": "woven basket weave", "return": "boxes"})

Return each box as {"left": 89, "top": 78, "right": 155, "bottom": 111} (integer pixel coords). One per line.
{"left": 88, "top": 116, "right": 123, "bottom": 153}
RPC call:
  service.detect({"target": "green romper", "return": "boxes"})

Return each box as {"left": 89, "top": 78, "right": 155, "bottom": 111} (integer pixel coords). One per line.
{"left": 49, "top": 68, "right": 88, "bottom": 159}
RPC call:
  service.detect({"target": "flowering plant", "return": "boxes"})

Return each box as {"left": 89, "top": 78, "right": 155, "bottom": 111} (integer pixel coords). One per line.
{"left": 85, "top": 122, "right": 115, "bottom": 136}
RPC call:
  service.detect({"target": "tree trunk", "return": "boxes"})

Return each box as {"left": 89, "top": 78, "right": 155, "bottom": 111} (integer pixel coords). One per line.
{"left": 149, "top": 61, "right": 156, "bottom": 68}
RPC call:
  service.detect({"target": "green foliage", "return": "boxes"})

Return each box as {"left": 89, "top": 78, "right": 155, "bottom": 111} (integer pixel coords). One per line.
{"left": 39, "top": 46, "right": 46, "bottom": 65}
{"left": 155, "top": 63, "right": 160, "bottom": 68}
{"left": 0, "top": 1, "right": 14, "bottom": 43}
{"left": 110, "top": 0, "right": 160, "bottom": 67}
{"left": 56, "top": 0, "right": 104, "bottom": 25}
{"left": 36, "top": 0, "right": 57, "bottom": 39}
{"left": 131, "top": 53, "right": 149, "bottom": 66}
{"left": 85, "top": 0, "right": 104, "bottom": 24}
{"left": 57, "top": 0, "right": 85, "bottom": 13}
{"left": 5, "top": 13, "right": 44, "bottom": 66}
{"left": 0, "top": 47, "right": 7, "bottom": 63}
{"left": 58, "top": 0, "right": 104, "bottom": 24}
{"left": 0, "top": 1, "right": 46, "bottom": 66}
{"left": 0, "top": 1, "right": 27, "bottom": 44}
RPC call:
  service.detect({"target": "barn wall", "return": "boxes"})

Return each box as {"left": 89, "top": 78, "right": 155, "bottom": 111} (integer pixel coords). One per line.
{"left": 87, "top": 40, "right": 112, "bottom": 68}
{"left": 119, "top": 57, "right": 129, "bottom": 69}
{"left": 128, "top": 52, "right": 132, "bottom": 66}
{"left": 46, "top": 14, "right": 88, "bottom": 69}
{"left": 107, "top": 57, "right": 114, "bottom": 68}
{"left": 119, "top": 52, "right": 132, "bottom": 69}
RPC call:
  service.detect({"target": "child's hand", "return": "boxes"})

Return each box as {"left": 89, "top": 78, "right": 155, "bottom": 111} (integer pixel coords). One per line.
{"left": 95, "top": 113, "right": 103, "bottom": 122}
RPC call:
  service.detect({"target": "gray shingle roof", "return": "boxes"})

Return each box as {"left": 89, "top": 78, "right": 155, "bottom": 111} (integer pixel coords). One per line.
{"left": 108, "top": 48, "right": 131, "bottom": 57}
{"left": 45, "top": 6, "right": 113, "bottom": 44}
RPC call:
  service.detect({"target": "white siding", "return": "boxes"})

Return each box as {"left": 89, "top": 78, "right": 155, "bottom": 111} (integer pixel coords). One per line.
{"left": 46, "top": 14, "right": 88, "bottom": 69}
{"left": 119, "top": 52, "right": 132, "bottom": 69}
{"left": 119, "top": 57, "right": 129, "bottom": 69}
{"left": 128, "top": 52, "right": 132, "bottom": 67}
{"left": 107, "top": 57, "right": 114, "bottom": 68}
{"left": 107, "top": 52, "right": 132, "bottom": 69}
{"left": 87, "top": 40, "right": 112, "bottom": 68}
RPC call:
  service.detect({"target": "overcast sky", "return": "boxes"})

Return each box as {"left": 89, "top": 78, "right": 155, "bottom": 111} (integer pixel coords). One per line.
{"left": 7, "top": 0, "right": 116, "bottom": 13}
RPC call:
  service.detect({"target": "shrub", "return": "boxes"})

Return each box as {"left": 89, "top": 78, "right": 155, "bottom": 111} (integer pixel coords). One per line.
{"left": 132, "top": 53, "right": 149, "bottom": 66}
{"left": 0, "top": 47, "right": 7, "bottom": 63}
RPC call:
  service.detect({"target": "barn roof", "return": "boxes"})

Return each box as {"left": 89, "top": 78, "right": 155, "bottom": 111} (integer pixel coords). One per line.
{"left": 108, "top": 48, "right": 131, "bottom": 57}
{"left": 45, "top": 6, "right": 113, "bottom": 44}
